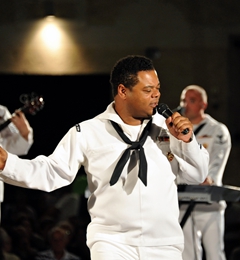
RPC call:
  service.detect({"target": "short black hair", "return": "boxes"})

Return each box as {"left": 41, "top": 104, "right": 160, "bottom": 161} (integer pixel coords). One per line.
{"left": 110, "top": 55, "right": 155, "bottom": 97}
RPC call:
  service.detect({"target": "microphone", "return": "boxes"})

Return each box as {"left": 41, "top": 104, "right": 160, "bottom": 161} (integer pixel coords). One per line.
{"left": 157, "top": 103, "right": 189, "bottom": 135}
{"left": 172, "top": 105, "right": 183, "bottom": 114}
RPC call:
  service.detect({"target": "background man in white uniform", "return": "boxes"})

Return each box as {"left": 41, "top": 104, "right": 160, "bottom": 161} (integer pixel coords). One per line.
{"left": 0, "top": 104, "right": 33, "bottom": 222}
{"left": 0, "top": 56, "right": 209, "bottom": 260}
{"left": 178, "top": 85, "right": 231, "bottom": 260}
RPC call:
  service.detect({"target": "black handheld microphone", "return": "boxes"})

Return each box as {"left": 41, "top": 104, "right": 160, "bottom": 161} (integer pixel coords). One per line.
{"left": 157, "top": 103, "right": 189, "bottom": 135}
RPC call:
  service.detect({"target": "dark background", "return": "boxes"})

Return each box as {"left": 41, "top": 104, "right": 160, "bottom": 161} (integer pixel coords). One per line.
{"left": 0, "top": 74, "right": 111, "bottom": 158}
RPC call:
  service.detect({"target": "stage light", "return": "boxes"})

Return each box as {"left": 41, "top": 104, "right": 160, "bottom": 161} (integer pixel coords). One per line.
{"left": 40, "top": 17, "right": 61, "bottom": 50}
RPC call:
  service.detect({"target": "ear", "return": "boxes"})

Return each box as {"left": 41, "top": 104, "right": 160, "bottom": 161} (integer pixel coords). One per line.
{"left": 118, "top": 84, "right": 127, "bottom": 99}
{"left": 202, "top": 102, "right": 207, "bottom": 110}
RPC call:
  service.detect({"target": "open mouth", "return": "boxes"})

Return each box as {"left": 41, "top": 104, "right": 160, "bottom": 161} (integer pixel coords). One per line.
{"left": 150, "top": 102, "right": 158, "bottom": 108}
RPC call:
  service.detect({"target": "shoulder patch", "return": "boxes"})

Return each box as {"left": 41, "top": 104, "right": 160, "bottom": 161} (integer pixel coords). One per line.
{"left": 76, "top": 124, "right": 81, "bottom": 132}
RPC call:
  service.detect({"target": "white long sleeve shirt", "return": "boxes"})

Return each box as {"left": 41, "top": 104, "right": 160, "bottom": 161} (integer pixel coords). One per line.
{"left": 193, "top": 114, "right": 231, "bottom": 186}
{"left": 0, "top": 104, "right": 33, "bottom": 203}
{"left": 0, "top": 102, "right": 209, "bottom": 248}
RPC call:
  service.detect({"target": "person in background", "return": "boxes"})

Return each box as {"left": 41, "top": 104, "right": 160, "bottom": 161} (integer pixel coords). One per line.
{"left": 0, "top": 55, "right": 209, "bottom": 260}
{"left": 0, "top": 227, "right": 20, "bottom": 260}
{"left": 229, "top": 245, "right": 240, "bottom": 260}
{"left": 177, "top": 85, "right": 231, "bottom": 260}
{"left": 34, "top": 226, "right": 81, "bottom": 260}
{"left": 0, "top": 105, "right": 33, "bottom": 222}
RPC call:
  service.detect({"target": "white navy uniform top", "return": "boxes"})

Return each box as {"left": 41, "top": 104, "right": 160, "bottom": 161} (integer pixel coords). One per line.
{"left": 0, "top": 105, "right": 33, "bottom": 203}
{"left": 179, "top": 114, "right": 231, "bottom": 211}
{"left": 0, "top": 102, "right": 209, "bottom": 248}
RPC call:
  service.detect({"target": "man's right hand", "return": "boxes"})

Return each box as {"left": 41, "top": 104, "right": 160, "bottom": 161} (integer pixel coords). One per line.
{"left": 200, "top": 176, "right": 214, "bottom": 186}
{"left": 0, "top": 147, "right": 8, "bottom": 171}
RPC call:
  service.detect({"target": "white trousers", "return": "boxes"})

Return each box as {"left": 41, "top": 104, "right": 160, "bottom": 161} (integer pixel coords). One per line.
{"left": 90, "top": 240, "right": 184, "bottom": 260}
{"left": 179, "top": 210, "right": 226, "bottom": 260}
